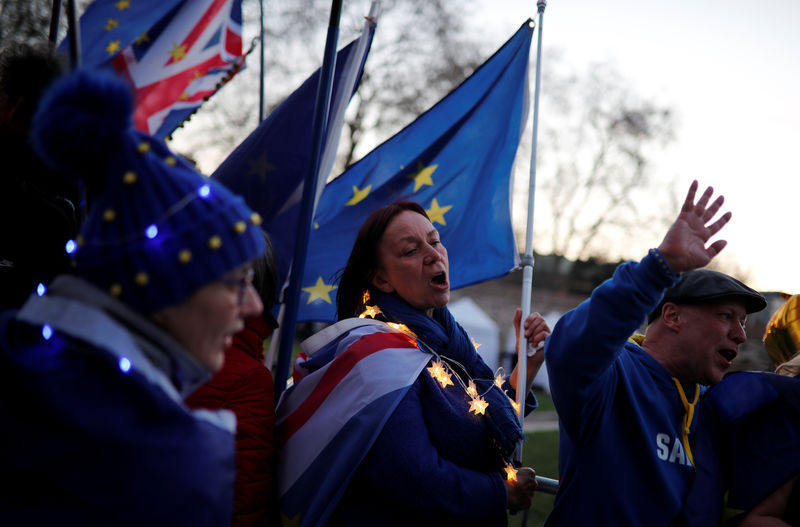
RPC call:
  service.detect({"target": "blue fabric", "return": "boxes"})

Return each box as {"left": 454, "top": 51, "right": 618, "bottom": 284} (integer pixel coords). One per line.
{"left": 0, "top": 308, "right": 235, "bottom": 526}
{"left": 212, "top": 35, "right": 373, "bottom": 293}
{"left": 62, "top": 0, "right": 183, "bottom": 70}
{"left": 297, "top": 21, "right": 533, "bottom": 322}
{"left": 331, "top": 373, "right": 509, "bottom": 526}
{"left": 677, "top": 371, "right": 800, "bottom": 526}
{"left": 544, "top": 252, "right": 699, "bottom": 527}
{"left": 374, "top": 292, "right": 526, "bottom": 459}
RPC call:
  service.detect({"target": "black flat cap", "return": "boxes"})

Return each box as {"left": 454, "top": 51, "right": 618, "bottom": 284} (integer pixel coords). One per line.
{"left": 647, "top": 269, "right": 767, "bottom": 324}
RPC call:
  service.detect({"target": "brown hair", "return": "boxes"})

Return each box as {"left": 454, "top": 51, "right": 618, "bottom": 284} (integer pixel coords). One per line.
{"left": 336, "top": 201, "right": 429, "bottom": 320}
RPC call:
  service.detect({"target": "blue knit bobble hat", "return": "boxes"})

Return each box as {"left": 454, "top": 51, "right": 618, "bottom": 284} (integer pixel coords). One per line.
{"left": 30, "top": 69, "right": 266, "bottom": 314}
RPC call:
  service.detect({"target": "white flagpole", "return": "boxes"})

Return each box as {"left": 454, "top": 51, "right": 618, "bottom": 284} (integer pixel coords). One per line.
{"left": 516, "top": 0, "right": 547, "bottom": 449}
{"left": 516, "top": 0, "right": 559, "bottom": 507}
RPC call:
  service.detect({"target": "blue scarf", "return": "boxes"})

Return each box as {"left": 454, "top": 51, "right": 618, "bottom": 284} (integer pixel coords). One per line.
{"left": 374, "top": 292, "right": 524, "bottom": 459}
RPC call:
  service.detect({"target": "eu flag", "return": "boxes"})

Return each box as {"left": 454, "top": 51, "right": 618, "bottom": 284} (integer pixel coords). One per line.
{"left": 296, "top": 21, "right": 534, "bottom": 322}
{"left": 213, "top": 33, "right": 375, "bottom": 293}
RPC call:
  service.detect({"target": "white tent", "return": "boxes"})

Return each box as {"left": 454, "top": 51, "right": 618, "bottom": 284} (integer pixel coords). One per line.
{"left": 449, "top": 296, "right": 501, "bottom": 371}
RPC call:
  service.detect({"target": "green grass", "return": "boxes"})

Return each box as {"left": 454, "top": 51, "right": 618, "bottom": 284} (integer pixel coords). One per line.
{"left": 507, "top": 430, "right": 559, "bottom": 527}
{"left": 532, "top": 388, "right": 555, "bottom": 412}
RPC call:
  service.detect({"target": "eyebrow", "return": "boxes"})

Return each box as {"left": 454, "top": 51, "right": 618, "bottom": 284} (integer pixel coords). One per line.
{"left": 397, "top": 230, "right": 439, "bottom": 243}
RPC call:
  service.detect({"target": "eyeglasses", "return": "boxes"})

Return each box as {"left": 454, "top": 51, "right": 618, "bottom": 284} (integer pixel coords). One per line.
{"left": 221, "top": 267, "right": 255, "bottom": 305}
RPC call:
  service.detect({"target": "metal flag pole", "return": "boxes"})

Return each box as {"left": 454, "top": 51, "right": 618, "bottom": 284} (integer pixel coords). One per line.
{"left": 258, "top": 0, "right": 266, "bottom": 123}
{"left": 65, "top": 0, "right": 81, "bottom": 69}
{"left": 515, "top": 0, "right": 560, "bottom": 503}
{"left": 48, "top": 0, "right": 63, "bottom": 44}
{"left": 273, "top": 0, "right": 343, "bottom": 400}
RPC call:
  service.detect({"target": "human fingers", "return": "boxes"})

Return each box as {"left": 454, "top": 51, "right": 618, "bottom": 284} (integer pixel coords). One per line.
{"left": 513, "top": 308, "right": 521, "bottom": 333}
{"left": 706, "top": 211, "right": 732, "bottom": 237}
{"left": 694, "top": 184, "right": 715, "bottom": 211}
{"left": 706, "top": 239, "right": 728, "bottom": 259}
{"left": 680, "top": 180, "right": 699, "bottom": 213}
{"left": 702, "top": 194, "right": 725, "bottom": 223}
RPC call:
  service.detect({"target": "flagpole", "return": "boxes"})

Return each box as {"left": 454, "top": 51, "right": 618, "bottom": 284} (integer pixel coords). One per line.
{"left": 274, "top": 0, "right": 343, "bottom": 399}
{"left": 48, "top": 0, "right": 62, "bottom": 44}
{"left": 65, "top": 0, "right": 80, "bottom": 69}
{"left": 258, "top": 0, "right": 265, "bottom": 123}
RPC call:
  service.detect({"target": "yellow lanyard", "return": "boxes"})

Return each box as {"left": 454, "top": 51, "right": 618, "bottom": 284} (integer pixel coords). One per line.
{"left": 671, "top": 378, "right": 700, "bottom": 468}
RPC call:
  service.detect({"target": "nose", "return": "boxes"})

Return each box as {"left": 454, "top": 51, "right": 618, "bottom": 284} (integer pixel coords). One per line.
{"left": 423, "top": 243, "right": 443, "bottom": 265}
{"left": 240, "top": 284, "right": 263, "bottom": 318}
{"left": 730, "top": 321, "right": 746, "bottom": 345}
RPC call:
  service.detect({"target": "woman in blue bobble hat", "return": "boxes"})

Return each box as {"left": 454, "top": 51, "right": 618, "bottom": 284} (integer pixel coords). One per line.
{"left": 0, "top": 69, "right": 266, "bottom": 526}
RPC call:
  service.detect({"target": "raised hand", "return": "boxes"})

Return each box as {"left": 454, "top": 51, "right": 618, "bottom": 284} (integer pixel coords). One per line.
{"left": 657, "top": 180, "right": 731, "bottom": 274}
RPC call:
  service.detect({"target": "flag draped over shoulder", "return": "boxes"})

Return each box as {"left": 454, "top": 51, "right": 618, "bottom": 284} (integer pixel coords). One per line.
{"left": 72, "top": 0, "right": 244, "bottom": 139}
{"left": 213, "top": 32, "right": 375, "bottom": 292}
{"left": 275, "top": 319, "right": 431, "bottom": 526}
{"left": 297, "top": 21, "right": 533, "bottom": 322}
{"left": 677, "top": 371, "right": 800, "bottom": 526}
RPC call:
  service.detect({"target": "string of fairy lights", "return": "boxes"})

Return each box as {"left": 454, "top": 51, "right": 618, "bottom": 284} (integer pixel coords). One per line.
{"left": 357, "top": 301, "right": 522, "bottom": 483}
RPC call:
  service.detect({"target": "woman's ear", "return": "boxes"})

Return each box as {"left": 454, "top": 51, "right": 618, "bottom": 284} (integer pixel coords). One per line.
{"left": 370, "top": 271, "right": 394, "bottom": 293}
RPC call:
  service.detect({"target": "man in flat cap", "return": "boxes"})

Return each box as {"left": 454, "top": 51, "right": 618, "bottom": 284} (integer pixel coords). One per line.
{"left": 537, "top": 181, "right": 766, "bottom": 527}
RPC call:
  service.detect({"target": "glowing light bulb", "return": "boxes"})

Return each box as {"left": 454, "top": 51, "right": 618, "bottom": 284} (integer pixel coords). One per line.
{"left": 358, "top": 305, "right": 382, "bottom": 319}
{"left": 504, "top": 463, "right": 518, "bottom": 482}
{"left": 36, "top": 283, "right": 46, "bottom": 296}
{"left": 471, "top": 338, "right": 481, "bottom": 350}
{"left": 469, "top": 396, "right": 489, "bottom": 415}
{"left": 494, "top": 373, "right": 505, "bottom": 388}
{"left": 65, "top": 239, "right": 77, "bottom": 254}
{"left": 509, "top": 397, "right": 521, "bottom": 415}
{"left": 198, "top": 184, "right": 211, "bottom": 198}
{"left": 145, "top": 224, "right": 158, "bottom": 239}
{"left": 437, "top": 370, "right": 454, "bottom": 388}
{"left": 42, "top": 324, "right": 53, "bottom": 340}
{"left": 466, "top": 380, "right": 478, "bottom": 398}
{"left": 119, "top": 357, "right": 132, "bottom": 373}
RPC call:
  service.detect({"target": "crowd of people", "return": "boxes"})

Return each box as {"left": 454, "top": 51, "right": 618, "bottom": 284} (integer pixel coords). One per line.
{"left": 1, "top": 41, "right": 799, "bottom": 527}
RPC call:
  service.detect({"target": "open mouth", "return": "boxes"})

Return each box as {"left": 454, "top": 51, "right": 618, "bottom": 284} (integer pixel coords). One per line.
{"left": 431, "top": 271, "right": 447, "bottom": 286}
{"left": 718, "top": 349, "right": 737, "bottom": 362}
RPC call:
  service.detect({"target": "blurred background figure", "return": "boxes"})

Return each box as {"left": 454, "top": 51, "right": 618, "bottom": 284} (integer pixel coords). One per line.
{"left": 0, "top": 69, "right": 266, "bottom": 526}
{"left": 678, "top": 293, "right": 800, "bottom": 526}
{"left": 0, "top": 42, "right": 79, "bottom": 310}
{"left": 186, "top": 232, "right": 280, "bottom": 527}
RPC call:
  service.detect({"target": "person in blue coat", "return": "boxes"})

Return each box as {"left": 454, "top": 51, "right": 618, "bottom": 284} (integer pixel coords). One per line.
{"left": 543, "top": 181, "right": 766, "bottom": 527}
{"left": 0, "top": 70, "right": 266, "bottom": 526}
{"left": 276, "top": 200, "right": 549, "bottom": 526}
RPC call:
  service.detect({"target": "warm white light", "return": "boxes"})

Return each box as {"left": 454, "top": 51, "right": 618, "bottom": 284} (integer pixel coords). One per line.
{"left": 504, "top": 463, "right": 518, "bottom": 482}
{"left": 469, "top": 396, "right": 489, "bottom": 415}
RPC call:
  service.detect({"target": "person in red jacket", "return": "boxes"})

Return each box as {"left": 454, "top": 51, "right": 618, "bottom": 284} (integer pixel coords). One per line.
{"left": 187, "top": 233, "right": 279, "bottom": 527}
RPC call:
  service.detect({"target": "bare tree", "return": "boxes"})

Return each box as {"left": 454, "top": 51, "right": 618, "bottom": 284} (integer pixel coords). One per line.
{"left": 521, "top": 58, "right": 679, "bottom": 264}
{"left": 0, "top": 0, "right": 93, "bottom": 47}
{"left": 170, "top": 0, "right": 486, "bottom": 173}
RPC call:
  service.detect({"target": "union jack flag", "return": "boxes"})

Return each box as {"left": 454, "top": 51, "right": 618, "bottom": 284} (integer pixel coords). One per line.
{"left": 276, "top": 319, "right": 431, "bottom": 526}
{"left": 70, "top": 0, "right": 244, "bottom": 139}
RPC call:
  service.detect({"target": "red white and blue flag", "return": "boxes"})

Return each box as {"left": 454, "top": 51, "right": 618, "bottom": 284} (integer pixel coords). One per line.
{"left": 68, "top": 0, "right": 244, "bottom": 139}
{"left": 275, "top": 320, "right": 431, "bottom": 526}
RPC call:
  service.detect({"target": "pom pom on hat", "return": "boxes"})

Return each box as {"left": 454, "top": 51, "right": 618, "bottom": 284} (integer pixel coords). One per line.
{"left": 30, "top": 69, "right": 266, "bottom": 314}
{"left": 30, "top": 69, "right": 132, "bottom": 187}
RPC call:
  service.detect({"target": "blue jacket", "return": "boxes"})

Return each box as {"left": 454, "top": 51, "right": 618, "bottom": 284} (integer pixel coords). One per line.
{"left": 0, "top": 276, "right": 236, "bottom": 526}
{"left": 544, "top": 252, "right": 705, "bottom": 526}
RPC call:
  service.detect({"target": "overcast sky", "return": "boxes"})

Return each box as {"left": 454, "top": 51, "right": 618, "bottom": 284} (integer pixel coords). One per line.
{"left": 479, "top": 0, "right": 800, "bottom": 294}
